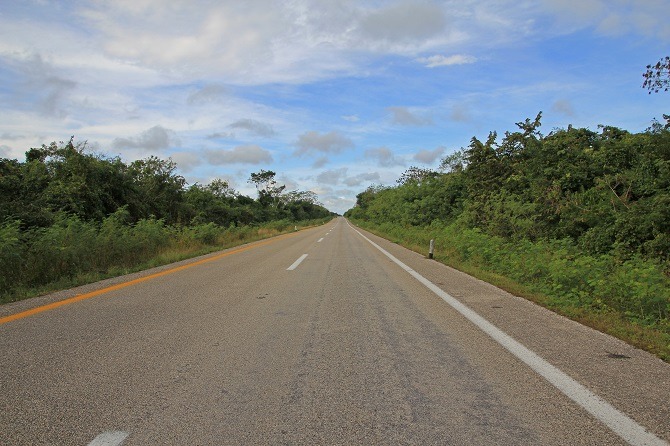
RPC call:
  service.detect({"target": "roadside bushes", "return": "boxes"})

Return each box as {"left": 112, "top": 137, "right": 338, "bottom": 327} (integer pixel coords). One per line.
{"left": 354, "top": 220, "right": 670, "bottom": 329}
{"left": 0, "top": 220, "right": 24, "bottom": 293}
{"left": 0, "top": 213, "right": 332, "bottom": 303}
{"left": 0, "top": 139, "right": 337, "bottom": 303}
{"left": 25, "top": 213, "right": 101, "bottom": 284}
{"left": 0, "top": 213, "right": 169, "bottom": 301}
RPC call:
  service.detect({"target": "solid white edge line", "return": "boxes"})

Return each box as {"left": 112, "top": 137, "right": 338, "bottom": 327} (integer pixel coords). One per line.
{"left": 88, "top": 431, "right": 129, "bottom": 446}
{"left": 346, "top": 220, "right": 667, "bottom": 446}
{"left": 287, "top": 254, "right": 308, "bottom": 271}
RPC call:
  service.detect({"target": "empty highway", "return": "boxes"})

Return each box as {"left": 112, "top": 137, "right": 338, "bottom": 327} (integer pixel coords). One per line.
{"left": 1, "top": 218, "right": 668, "bottom": 445}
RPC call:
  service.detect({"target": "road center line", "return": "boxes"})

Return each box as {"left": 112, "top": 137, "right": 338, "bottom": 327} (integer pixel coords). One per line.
{"left": 348, "top": 221, "right": 666, "bottom": 446}
{"left": 88, "top": 431, "right": 129, "bottom": 446}
{"left": 318, "top": 238, "right": 324, "bottom": 243}
{"left": 287, "top": 254, "right": 308, "bottom": 270}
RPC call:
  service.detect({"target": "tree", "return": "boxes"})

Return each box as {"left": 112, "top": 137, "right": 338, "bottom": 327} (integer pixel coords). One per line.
{"left": 396, "top": 166, "right": 438, "bottom": 185}
{"left": 280, "top": 190, "right": 321, "bottom": 206}
{"left": 281, "top": 190, "right": 331, "bottom": 220}
{"left": 128, "top": 156, "right": 186, "bottom": 223}
{"left": 183, "top": 184, "right": 231, "bottom": 226}
{"left": 439, "top": 149, "right": 465, "bottom": 173}
{"left": 206, "top": 178, "right": 236, "bottom": 199}
{"left": 643, "top": 56, "right": 670, "bottom": 94}
{"left": 463, "top": 132, "right": 502, "bottom": 195}
{"left": 2, "top": 138, "right": 137, "bottom": 225}
{"left": 248, "top": 170, "right": 285, "bottom": 208}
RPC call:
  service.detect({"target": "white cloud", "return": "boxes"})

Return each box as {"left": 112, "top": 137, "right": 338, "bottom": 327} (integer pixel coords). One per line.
{"left": 537, "top": 0, "right": 670, "bottom": 40}
{"left": 344, "top": 172, "right": 380, "bottom": 187}
{"left": 312, "top": 168, "right": 381, "bottom": 190}
{"left": 74, "top": 1, "right": 356, "bottom": 84}
{"left": 294, "top": 131, "right": 354, "bottom": 157}
{"left": 0, "top": 12, "right": 167, "bottom": 93}
{"left": 342, "top": 115, "right": 360, "bottom": 122}
{"left": 204, "top": 145, "right": 273, "bottom": 165}
{"left": 540, "top": 0, "right": 606, "bottom": 27}
{"left": 552, "top": 99, "right": 575, "bottom": 117}
{"left": 417, "top": 54, "right": 477, "bottom": 68}
{"left": 228, "top": 119, "right": 276, "bottom": 137}
{"left": 3, "top": 0, "right": 666, "bottom": 98}
{"left": 413, "top": 147, "right": 445, "bottom": 164}
{"left": 63, "top": 1, "right": 467, "bottom": 85}
{"left": 311, "top": 185, "right": 333, "bottom": 197}
{"left": 321, "top": 195, "right": 355, "bottom": 215}
{"left": 79, "top": 2, "right": 285, "bottom": 77}
{"left": 112, "top": 125, "right": 179, "bottom": 150}
{"left": 450, "top": 104, "right": 471, "bottom": 122}
{"left": 312, "top": 156, "right": 329, "bottom": 168}
{"left": 187, "top": 84, "right": 228, "bottom": 105}
{"left": 276, "top": 175, "right": 299, "bottom": 192}
{"left": 5, "top": 53, "right": 77, "bottom": 118}
{"left": 206, "top": 132, "right": 235, "bottom": 140}
{"left": 170, "top": 151, "right": 203, "bottom": 173}
{"left": 387, "top": 106, "right": 432, "bottom": 126}
{"left": 365, "top": 147, "right": 403, "bottom": 167}
{"left": 359, "top": 2, "right": 447, "bottom": 43}
{"left": 0, "top": 133, "right": 24, "bottom": 141}
{"left": 317, "top": 167, "right": 348, "bottom": 185}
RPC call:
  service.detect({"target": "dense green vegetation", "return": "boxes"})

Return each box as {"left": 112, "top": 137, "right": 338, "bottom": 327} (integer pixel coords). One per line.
{"left": 346, "top": 114, "right": 670, "bottom": 360}
{"left": 0, "top": 138, "right": 334, "bottom": 302}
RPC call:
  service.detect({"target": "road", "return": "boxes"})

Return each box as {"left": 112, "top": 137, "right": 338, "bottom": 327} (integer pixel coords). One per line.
{"left": 1, "top": 217, "right": 668, "bottom": 445}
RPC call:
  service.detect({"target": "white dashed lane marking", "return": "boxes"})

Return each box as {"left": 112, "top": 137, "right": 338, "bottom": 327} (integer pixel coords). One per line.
{"left": 88, "top": 431, "right": 129, "bottom": 446}
{"left": 287, "top": 254, "right": 308, "bottom": 271}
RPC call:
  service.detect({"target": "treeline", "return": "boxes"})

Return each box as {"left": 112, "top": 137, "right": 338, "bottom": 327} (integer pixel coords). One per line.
{"left": 0, "top": 138, "right": 334, "bottom": 301}
{"left": 345, "top": 114, "right": 670, "bottom": 357}
{"left": 348, "top": 114, "right": 669, "bottom": 263}
{"left": 1, "top": 138, "right": 333, "bottom": 228}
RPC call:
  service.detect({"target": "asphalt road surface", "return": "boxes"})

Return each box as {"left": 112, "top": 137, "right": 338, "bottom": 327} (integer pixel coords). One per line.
{"left": 1, "top": 217, "right": 668, "bottom": 445}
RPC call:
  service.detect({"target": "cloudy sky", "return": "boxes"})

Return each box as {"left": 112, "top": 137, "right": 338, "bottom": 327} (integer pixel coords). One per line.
{"left": 1, "top": 0, "right": 668, "bottom": 214}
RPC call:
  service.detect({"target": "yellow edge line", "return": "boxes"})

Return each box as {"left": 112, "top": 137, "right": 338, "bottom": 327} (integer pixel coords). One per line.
{"left": 0, "top": 232, "right": 298, "bottom": 325}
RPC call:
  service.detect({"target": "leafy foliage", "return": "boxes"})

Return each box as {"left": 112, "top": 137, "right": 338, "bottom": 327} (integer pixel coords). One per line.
{"left": 347, "top": 115, "right": 670, "bottom": 264}
{"left": 0, "top": 139, "right": 335, "bottom": 302}
{"left": 0, "top": 140, "right": 333, "bottom": 229}
{"left": 248, "top": 169, "right": 286, "bottom": 209}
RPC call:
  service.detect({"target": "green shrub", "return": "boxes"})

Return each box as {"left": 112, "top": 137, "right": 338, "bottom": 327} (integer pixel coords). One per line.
{"left": 0, "top": 220, "right": 25, "bottom": 293}
{"left": 25, "top": 214, "right": 98, "bottom": 285}
{"left": 183, "top": 222, "right": 221, "bottom": 246}
{"left": 0, "top": 216, "right": 334, "bottom": 303}
{"left": 353, "top": 219, "right": 670, "bottom": 331}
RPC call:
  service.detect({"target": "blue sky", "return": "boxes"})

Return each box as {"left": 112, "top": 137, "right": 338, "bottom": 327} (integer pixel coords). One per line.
{"left": 1, "top": 0, "right": 668, "bottom": 214}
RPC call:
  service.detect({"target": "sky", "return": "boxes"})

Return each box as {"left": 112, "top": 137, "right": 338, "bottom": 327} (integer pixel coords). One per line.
{"left": 1, "top": 0, "right": 668, "bottom": 214}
